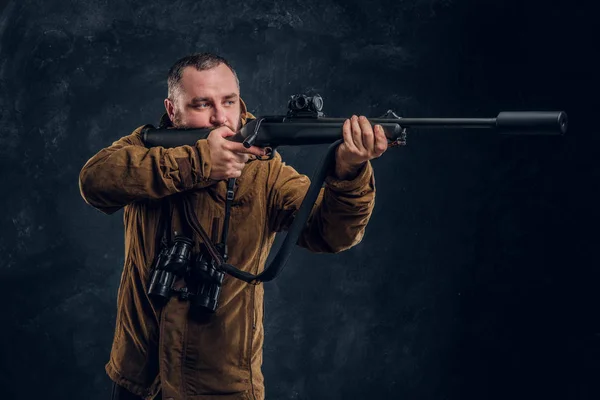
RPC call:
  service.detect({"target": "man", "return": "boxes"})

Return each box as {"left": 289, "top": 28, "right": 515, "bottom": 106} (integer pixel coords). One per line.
{"left": 79, "top": 53, "right": 387, "bottom": 400}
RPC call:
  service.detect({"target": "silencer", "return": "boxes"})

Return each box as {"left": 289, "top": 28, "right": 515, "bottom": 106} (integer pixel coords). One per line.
{"left": 496, "top": 111, "right": 567, "bottom": 135}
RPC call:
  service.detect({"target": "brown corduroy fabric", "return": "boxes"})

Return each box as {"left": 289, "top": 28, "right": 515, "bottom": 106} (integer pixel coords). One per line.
{"left": 79, "top": 100, "right": 376, "bottom": 400}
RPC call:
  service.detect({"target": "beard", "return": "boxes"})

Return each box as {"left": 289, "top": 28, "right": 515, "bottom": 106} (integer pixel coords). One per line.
{"left": 170, "top": 110, "right": 184, "bottom": 128}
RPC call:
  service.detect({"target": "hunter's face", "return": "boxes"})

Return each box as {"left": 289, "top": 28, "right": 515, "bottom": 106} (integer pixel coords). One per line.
{"left": 165, "top": 63, "right": 241, "bottom": 131}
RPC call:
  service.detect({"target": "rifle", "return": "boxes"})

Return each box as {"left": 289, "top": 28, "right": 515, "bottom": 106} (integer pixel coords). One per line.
{"left": 144, "top": 94, "right": 566, "bottom": 150}
{"left": 142, "top": 94, "right": 567, "bottom": 287}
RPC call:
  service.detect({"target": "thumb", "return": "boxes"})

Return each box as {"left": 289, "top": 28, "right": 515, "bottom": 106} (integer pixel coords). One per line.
{"left": 208, "top": 126, "right": 236, "bottom": 144}
{"left": 216, "top": 126, "right": 236, "bottom": 138}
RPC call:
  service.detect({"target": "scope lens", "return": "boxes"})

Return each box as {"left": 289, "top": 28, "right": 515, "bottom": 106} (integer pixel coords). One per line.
{"left": 559, "top": 112, "right": 568, "bottom": 134}
{"left": 311, "top": 95, "right": 323, "bottom": 112}
{"left": 293, "top": 95, "right": 307, "bottom": 110}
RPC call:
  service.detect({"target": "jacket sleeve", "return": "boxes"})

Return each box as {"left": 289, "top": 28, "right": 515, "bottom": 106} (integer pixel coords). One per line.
{"left": 266, "top": 153, "right": 376, "bottom": 253}
{"left": 79, "top": 126, "right": 215, "bottom": 214}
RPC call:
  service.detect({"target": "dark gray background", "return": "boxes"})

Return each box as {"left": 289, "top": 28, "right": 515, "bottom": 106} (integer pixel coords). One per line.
{"left": 1, "top": 0, "right": 598, "bottom": 399}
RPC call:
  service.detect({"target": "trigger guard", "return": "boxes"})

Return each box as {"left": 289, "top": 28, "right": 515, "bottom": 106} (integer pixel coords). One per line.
{"left": 266, "top": 147, "right": 277, "bottom": 160}
{"left": 257, "top": 147, "right": 277, "bottom": 161}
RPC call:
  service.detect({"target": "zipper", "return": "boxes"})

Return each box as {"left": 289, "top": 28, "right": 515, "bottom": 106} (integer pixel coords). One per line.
{"left": 248, "top": 284, "right": 257, "bottom": 400}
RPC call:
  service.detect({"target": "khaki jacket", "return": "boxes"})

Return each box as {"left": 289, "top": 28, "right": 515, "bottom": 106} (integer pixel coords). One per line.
{"left": 79, "top": 105, "right": 376, "bottom": 400}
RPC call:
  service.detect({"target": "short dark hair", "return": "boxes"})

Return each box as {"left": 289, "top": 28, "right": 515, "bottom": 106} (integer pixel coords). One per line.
{"left": 167, "top": 52, "right": 239, "bottom": 99}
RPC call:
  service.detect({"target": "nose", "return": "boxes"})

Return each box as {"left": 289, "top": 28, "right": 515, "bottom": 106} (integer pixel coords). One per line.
{"left": 209, "top": 104, "right": 228, "bottom": 127}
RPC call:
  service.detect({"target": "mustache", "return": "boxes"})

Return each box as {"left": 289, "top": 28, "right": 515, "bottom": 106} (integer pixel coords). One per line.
{"left": 211, "top": 123, "right": 237, "bottom": 131}
{"left": 174, "top": 122, "right": 237, "bottom": 131}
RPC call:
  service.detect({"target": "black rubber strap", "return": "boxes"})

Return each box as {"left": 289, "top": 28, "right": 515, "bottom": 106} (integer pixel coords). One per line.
{"left": 180, "top": 193, "right": 259, "bottom": 283}
{"left": 181, "top": 139, "right": 343, "bottom": 284}
{"left": 221, "top": 178, "right": 236, "bottom": 259}
{"left": 172, "top": 179, "right": 235, "bottom": 264}
{"left": 156, "top": 197, "right": 173, "bottom": 250}
{"left": 178, "top": 195, "right": 221, "bottom": 261}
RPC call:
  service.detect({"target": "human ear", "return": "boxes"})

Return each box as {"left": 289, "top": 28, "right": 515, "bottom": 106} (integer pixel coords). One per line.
{"left": 164, "top": 98, "right": 176, "bottom": 120}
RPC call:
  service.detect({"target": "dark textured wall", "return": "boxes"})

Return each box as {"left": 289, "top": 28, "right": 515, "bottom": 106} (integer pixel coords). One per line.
{"left": 1, "top": 0, "right": 598, "bottom": 399}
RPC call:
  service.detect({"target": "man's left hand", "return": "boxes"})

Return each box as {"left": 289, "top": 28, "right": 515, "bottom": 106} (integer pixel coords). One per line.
{"left": 335, "top": 115, "right": 388, "bottom": 180}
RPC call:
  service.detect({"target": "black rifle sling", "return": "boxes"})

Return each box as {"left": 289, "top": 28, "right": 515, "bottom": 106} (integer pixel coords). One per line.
{"left": 221, "top": 178, "right": 236, "bottom": 260}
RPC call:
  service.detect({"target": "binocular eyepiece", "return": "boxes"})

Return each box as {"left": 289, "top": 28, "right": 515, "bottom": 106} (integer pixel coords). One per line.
{"left": 147, "top": 236, "right": 225, "bottom": 313}
{"left": 188, "top": 245, "right": 225, "bottom": 312}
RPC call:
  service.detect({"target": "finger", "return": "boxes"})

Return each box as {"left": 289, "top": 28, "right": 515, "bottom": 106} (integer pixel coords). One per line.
{"left": 342, "top": 118, "right": 358, "bottom": 152}
{"left": 217, "top": 126, "right": 236, "bottom": 137}
{"left": 227, "top": 142, "right": 267, "bottom": 157}
{"left": 359, "top": 116, "right": 374, "bottom": 153}
{"left": 232, "top": 161, "right": 246, "bottom": 171}
{"left": 225, "top": 169, "right": 243, "bottom": 179}
{"left": 208, "top": 126, "right": 236, "bottom": 142}
{"left": 231, "top": 152, "right": 250, "bottom": 164}
{"left": 373, "top": 125, "right": 388, "bottom": 156}
{"left": 223, "top": 162, "right": 246, "bottom": 179}
{"left": 350, "top": 115, "right": 365, "bottom": 151}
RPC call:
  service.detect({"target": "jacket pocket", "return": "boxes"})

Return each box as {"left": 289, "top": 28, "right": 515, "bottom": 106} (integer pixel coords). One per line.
{"left": 182, "top": 296, "right": 252, "bottom": 395}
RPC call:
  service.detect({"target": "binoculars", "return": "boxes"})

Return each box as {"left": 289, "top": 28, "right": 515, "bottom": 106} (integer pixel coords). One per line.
{"left": 147, "top": 236, "right": 225, "bottom": 313}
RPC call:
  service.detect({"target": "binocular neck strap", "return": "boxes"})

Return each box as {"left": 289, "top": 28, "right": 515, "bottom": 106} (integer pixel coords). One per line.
{"left": 173, "top": 178, "right": 237, "bottom": 262}
{"left": 157, "top": 196, "right": 174, "bottom": 250}
{"left": 221, "top": 178, "right": 236, "bottom": 257}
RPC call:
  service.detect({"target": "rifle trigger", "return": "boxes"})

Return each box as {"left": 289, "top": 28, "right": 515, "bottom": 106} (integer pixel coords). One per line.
{"left": 389, "top": 128, "right": 408, "bottom": 147}
{"left": 266, "top": 147, "right": 277, "bottom": 160}
{"left": 256, "top": 147, "right": 277, "bottom": 161}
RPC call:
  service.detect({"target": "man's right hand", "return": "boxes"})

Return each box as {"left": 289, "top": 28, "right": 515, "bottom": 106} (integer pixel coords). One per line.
{"left": 205, "top": 126, "right": 266, "bottom": 180}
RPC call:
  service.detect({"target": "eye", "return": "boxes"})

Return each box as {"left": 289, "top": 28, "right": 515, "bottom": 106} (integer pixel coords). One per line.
{"left": 224, "top": 100, "right": 236, "bottom": 106}
{"left": 192, "top": 102, "right": 210, "bottom": 109}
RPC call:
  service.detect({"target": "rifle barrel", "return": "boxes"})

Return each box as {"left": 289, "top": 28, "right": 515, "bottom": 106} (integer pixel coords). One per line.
{"left": 370, "top": 118, "right": 496, "bottom": 129}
